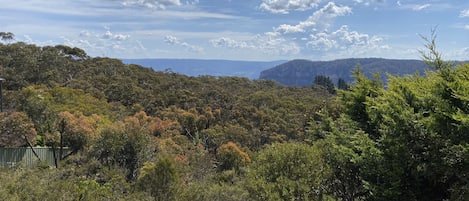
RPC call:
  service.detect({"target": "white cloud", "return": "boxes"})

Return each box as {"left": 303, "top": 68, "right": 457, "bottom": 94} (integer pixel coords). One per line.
{"left": 318, "top": 2, "right": 353, "bottom": 17}
{"left": 102, "top": 30, "right": 130, "bottom": 41}
{"left": 255, "top": 34, "right": 301, "bottom": 55}
{"left": 333, "top": 25, "right": 369, "bottom": 45}
{"left": 465, "top": 25, "right": 469, "bottom": 31}
{"left": 164, "top": 35, "right": 204, "bottom": 52}
{"left": 353, "top": 0, "right": 386, "bottom": 6}
{"left": 306, "top": 25, "right": 388, "bottom": 54}
{"left": 460, "top": 9, "right": 469, "bottom": 17}
{"left": 22, "top": 35, "right": 56, "bottom": 47}
{"left": 447, "top": 47, "right": 469, "bottom": 60}
{"left": 210, "top": 37, "right": 252, "bottom": 49}
{"left": 210, "top": 34, "right": 301, "bottom": 56}
{"left": 79, "top": 31, "right": 92, "bottom": 37}
{"left": 275, "top": 21, "right": 316, "bottom": 34}
{"left": 58, "top": 29, "right": 148, "bottom": 58}
{"left": 259, "top": 0, "right": 322, "bottom": 14}
{"left": 274, "top": 2, "right": 352, "bottom": 34}
{"left": 307, "top": 32, "right": 338, "bottom": 50}
{"left": 164, "top": 35, "right": 179, "bottom": 45}
{"left": 120, "top": 0, "right": 181, "bottom": 9}
{"left": 211, "top": 2, "right": 364, "bottom": 57}
{"left": 412, "top": 4, "right": 430, "bottom": 11}
{"left": 397, "top": 3, "right": 433, "bottom": 11}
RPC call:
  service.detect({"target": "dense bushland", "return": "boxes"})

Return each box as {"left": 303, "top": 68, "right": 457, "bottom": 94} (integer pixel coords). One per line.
{"left": 1, "top": 33, "right": 469, "bottom": 200}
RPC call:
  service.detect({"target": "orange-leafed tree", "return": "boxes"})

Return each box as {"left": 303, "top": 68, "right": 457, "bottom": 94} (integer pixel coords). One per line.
{"left": 216, "top": 141, "right": 251, "bottom": 172}
{"left": 0, "top": 111, "right": 37, "bottom": 147}
{"left": 56, "top": 111, "right": 99, "bottom": 153}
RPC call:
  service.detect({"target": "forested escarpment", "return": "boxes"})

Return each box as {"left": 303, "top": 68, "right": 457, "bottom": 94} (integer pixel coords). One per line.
{"left": 1, "top": 39, "right": 469, "bottom": 201}
{"left": 259, "top": 58, "right": 432, "bottom": 86}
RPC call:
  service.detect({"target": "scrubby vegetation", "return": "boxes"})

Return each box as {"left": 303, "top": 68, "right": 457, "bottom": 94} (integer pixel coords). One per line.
{"left": 1, "top": 32, "right": 469, "bottom": 200}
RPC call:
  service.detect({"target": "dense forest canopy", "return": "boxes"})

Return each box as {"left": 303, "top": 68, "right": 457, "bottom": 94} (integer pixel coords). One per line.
{"left": 1, "top": 32, "right": 469, "bottom": 201}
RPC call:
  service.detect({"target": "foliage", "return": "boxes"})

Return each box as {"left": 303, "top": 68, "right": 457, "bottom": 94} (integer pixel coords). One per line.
{"left": 337, "top": 77, "right": 349, "bottom": 90}
{"left": 216, "top": 141, "right": 251, "bottom": 172}
{"left": 0, "top": 111, "right": 37, "bottom": 147}
{"left": 2, "top": 36, "right": 469, "bottom": 200}
{"left": 313, "top": 75, "right": 336, "bottom": 94}
{"left": 0, "top": 32, "right": 14, "bottom": 43}
{"left": 56, "top": 111, "right": 99, "bottom": 152}
{"left": 94, "top": 120, "right": 150, "bottom": 181}
{"left": 178, "top": 181, "right": 249, "bottom": 201}
{"left": 418, "top": 28, "right": 452, "bottom": 71}
{"left": 136, "top": 156, "right": 179, "bottom": 201}
{"left": 339, "top": 63, "right": 469, "bottom": 200}
{"left": 246, "top": 142, "right": 331, "bottom": 201}
{"left": 308, "top": 113, "right": 382, "bottom": 200}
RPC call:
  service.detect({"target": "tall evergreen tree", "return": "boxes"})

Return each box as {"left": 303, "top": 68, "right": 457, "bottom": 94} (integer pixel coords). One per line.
{"left": 313, "top": 75, "right": 336, "bottom": 94}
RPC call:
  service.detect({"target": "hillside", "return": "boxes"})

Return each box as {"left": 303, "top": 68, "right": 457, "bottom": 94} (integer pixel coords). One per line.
{"left": 259, "top": 58, "right": 431, "bottom": 86}
{"left": 122, "top": 58, "right": 286, "bottom": 79}
{"left": 3, "top": 40, "right": 469, "bottom": 200}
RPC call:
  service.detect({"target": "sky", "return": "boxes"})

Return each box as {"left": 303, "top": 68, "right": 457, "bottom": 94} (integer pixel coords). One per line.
{"left": 0, "top": 0, "right": 468, "bottom": 61}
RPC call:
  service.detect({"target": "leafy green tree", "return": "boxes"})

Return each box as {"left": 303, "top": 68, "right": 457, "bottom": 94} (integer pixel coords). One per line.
{"left": 340, "top": 69, "right": 383, "bottom": 140}
{"left": 94, "top": 114, "right": 151, "bottom": 181}
{"left": 308, "top": 112, "right": 382, "bottom": 201}
{"left": 246, "top": 142, "right": 331, "bottom": 201}
{"left": 136, "top": 156, "right": 179, "bottom": 201}
{"left": 340, "top": 62, "right": 469, "bottom": 200}
{"left": 17, "top": 85, "right": 56, "bottom": 140}
{"left": 0, "top": 32, "right": 14, "bottom": 43}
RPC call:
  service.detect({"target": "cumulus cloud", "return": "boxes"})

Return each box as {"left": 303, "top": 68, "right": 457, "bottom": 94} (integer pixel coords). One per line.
{"left": 316, "top": 2, "right": 352, "bottom": 17}
{"left": 275, "top": 21, "right": 316, "bottom": 34}
{"left": 333, "top": 25, "right": 369, "bottom": 45}
{"left": 460, "top": 9, "right": 469, "bottom": 17}
{"left": 121, "top": 0, "right": 181, "bottom": 9}
{"left": 102, "top": 30, "right": 130, "bottom": 41}
{"left": 259, "top": 0, "right": 322, "bottom": 14}
{"left": 164, "top": 35, "right": 204, "bottom": 52}
{"left": 306, "top": 25, "right": 388, "bottom": 53}
{"left": 274, "top": 2, "right": 352, "bottom": 34}
{"left": 210, "top": 2, "right": 385, "bottom": 58}
{"left": 164, "top": 35, "right": 179, "bottom": 45}
{"left": 307, "top": 32, "right": 337, "bottom": 50}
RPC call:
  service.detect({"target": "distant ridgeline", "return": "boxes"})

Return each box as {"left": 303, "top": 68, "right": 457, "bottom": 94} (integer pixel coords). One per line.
{"left": 122, "top": 59, "right": 286, "bottom": 80}
{"left": 259, "top": 58, "right": 435, "bottom": 86}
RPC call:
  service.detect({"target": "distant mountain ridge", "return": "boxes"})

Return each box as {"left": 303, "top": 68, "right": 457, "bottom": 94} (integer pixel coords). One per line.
{"left": 259, "top": 58, "right": 433, "bottom": 86}
{"left": 122, "top": 58, "right": 286, "bottom": 79}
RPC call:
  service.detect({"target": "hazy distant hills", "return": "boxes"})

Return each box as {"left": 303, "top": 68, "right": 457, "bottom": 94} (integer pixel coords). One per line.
{"left": 123, "top": 58, "right": 468, "bottom": 87}
{"left": 122, "top": 59, "right": 286, "bottom": 79}
{"left": 259, "top": 58, "right": 432, "bottom": 86}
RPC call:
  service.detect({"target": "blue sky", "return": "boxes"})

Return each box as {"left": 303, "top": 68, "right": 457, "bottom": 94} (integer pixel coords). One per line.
{"left": 1, "top": 0, "right": 468, "bottom": 61}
